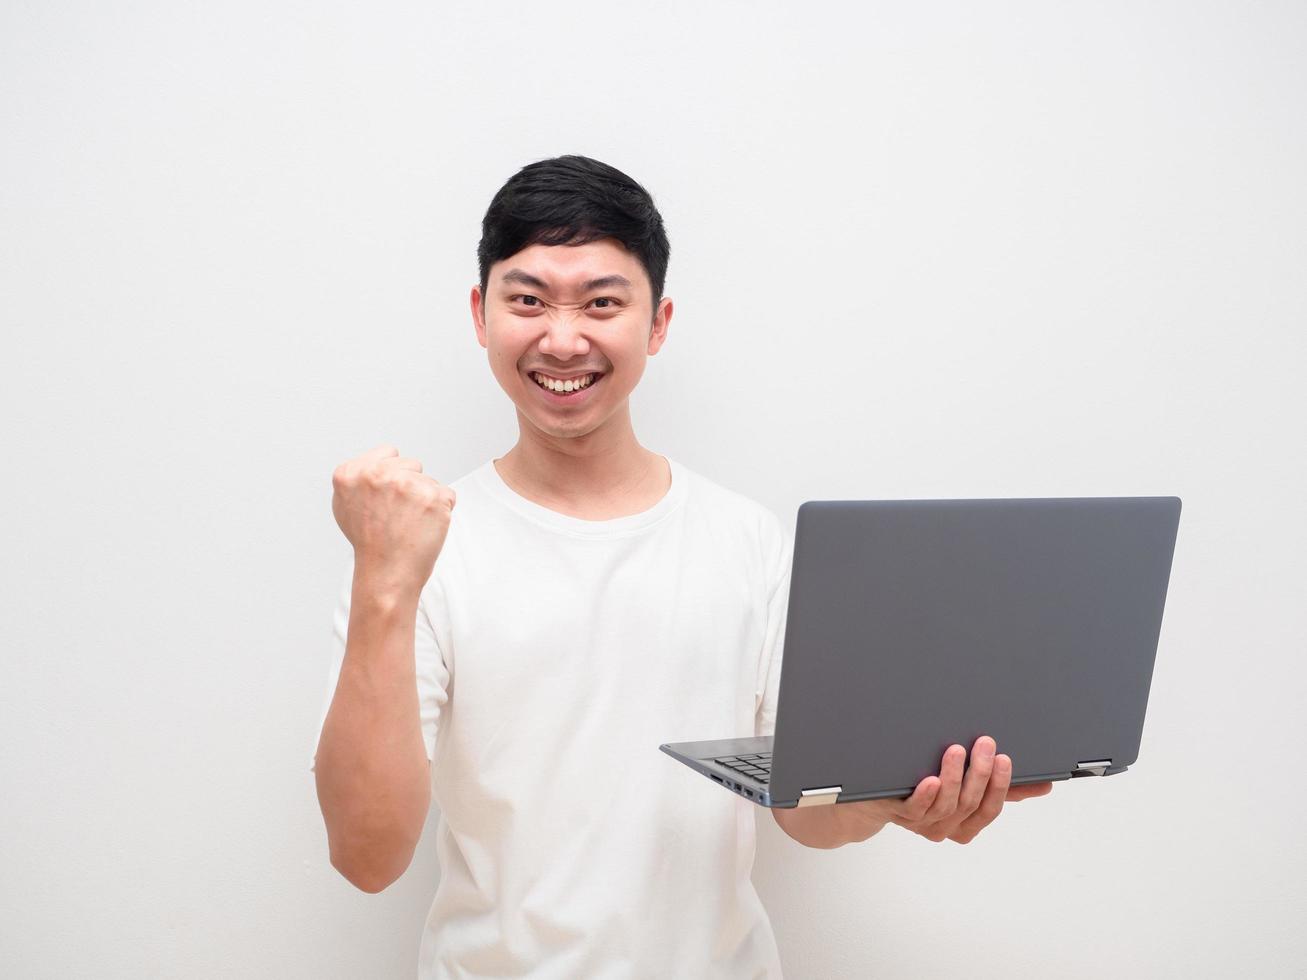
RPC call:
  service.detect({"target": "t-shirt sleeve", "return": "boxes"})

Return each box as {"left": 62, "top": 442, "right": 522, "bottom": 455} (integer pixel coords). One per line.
{"left": 754, "top": 511, "right": 793, "bottom": 739}
{"left": 309, "top": 559, "right": 451, "bottom": 773}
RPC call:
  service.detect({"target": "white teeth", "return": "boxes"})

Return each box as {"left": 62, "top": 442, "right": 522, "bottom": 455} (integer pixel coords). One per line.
{"left": 532, "top": 372, "right": 596, "bottom": 393}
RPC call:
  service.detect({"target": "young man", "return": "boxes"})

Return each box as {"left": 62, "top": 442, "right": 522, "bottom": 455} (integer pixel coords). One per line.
{"left": 311, "top": 155, "right": 1052, "bottom": 978}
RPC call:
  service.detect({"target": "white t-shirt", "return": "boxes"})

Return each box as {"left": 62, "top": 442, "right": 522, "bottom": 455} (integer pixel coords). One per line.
{"left": 311, "top": 456, "right": 793, "bottom": 979}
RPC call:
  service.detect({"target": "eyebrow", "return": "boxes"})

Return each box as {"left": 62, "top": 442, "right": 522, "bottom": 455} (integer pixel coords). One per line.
{"left": 499, "top": 268, "right": 633, "bottom": 293}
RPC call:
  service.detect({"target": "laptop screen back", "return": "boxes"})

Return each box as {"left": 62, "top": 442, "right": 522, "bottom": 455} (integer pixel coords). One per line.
{"left": 767, "top": 496, "right": 1182, "bottom": 804}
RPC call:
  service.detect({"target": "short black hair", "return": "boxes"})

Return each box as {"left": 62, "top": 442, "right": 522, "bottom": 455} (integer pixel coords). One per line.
{"left": 477, "top": 154, "right": 671, "bottom": 315}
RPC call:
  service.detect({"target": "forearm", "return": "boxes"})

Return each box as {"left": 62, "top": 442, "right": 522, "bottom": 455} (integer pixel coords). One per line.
{"left": 771, "top": 802, "right": 885, "bottom": 849}
{"left": 313, "top": 576, "right": 431, "bottom": 891}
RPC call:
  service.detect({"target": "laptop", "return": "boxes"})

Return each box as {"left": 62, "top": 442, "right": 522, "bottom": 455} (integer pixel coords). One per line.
{"left": 660, "top": 496, "right": 1182, "bottom": 808}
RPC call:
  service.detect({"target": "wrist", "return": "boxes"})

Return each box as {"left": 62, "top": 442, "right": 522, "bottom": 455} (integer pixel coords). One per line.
{"left": 775, "top": 802, "right": 875, "bottom": 849}
{"left": 351, "top": 565, "right": 423, "bottom": 611}
{"left": 837, "top": 802, "right": 890, "bottom": 844}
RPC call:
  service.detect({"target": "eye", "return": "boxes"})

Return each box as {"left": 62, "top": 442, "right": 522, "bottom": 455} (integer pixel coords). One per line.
{"left": 589, "top": 297, "right": 621, "bottom": 310}
{"left": 510, "top": 294, "right": 542, "bottom": 308}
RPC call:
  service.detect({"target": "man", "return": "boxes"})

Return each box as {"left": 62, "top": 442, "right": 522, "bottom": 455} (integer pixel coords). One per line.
{"left": 311, "top": 154, "right": 1053, "bottom": 978}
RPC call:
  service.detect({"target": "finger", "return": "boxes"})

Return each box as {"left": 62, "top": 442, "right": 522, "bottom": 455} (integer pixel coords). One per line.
{"left": 890, "top": 776, "right": 942, "bottom": 826}
{"left": 404, "top": 472, "right": 456, "bottom": 509}
{"left": 953, "top": 735, "right": 996, "bottom": 820}
{"left": 1006, "top": 781, "right": 1054, "bottom": 802}
{"left": 919, "top": 744, "right": 966, "bottom": 823}
{"left": 950, "top": 753, "right": 1012, "bottom": 844}
{"left": 386, "top": 456, "right": 424, "bottom": 473}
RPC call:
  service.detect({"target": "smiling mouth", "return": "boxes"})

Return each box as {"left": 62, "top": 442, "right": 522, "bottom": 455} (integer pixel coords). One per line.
{"left": 528, "top": 370, "right": 604, "bottom": 397}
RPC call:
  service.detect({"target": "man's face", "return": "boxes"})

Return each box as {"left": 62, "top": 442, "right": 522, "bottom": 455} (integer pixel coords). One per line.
{"left": 471, "top": 237, "right": 672, "bottom": 443}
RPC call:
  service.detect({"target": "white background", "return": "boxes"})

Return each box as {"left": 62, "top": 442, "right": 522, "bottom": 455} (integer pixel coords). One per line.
{"left": 3, "top": 1, "right": 1304, "bottom": 977}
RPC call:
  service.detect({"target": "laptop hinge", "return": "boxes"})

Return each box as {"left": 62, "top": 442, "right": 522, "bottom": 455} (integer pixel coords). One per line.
{"left": 1073, "top": 759, "right": 1112, "bottom": 777}
{"left": 797, "top": 785, "right": 843, "bottom": 807}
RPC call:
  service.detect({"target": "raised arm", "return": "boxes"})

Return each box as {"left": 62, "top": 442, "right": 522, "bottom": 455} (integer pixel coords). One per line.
{"left": 313, "top": 444, "right": 456, "bottom": 891}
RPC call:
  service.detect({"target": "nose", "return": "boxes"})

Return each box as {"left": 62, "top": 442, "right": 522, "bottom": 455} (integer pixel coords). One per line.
{"left": 536, "top": 305, "right": 591, "bottom": 359}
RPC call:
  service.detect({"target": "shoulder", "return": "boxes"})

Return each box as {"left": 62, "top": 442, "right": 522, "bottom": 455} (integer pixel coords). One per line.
{"left": 417, "top": 461, "right": 492, "bottom": 600}
{"left": 445, "top": 461, "right": 489, "bottom": 496}
{"left": 677, "top": 460, "right": 788, "bottom": 565}
{"left": 434, "top": 460, "right": 497, "bottom": 528}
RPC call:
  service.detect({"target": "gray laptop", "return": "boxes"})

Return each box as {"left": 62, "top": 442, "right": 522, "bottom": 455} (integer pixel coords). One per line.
{"left": 660, "top": 496, "right": 1182, "bottom": 809}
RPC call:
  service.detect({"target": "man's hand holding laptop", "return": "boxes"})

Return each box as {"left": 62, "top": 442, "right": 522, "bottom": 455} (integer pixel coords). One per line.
{"left": 773, "top": 736, "right": 1054, "bottom": 849}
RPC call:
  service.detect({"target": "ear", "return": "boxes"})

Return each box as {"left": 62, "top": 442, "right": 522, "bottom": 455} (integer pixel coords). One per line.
{"left": 470, "top": 285, "right": 488, "bottom": 349}
{"left": 647, "top": 297, "right": 673, "bottom": 356}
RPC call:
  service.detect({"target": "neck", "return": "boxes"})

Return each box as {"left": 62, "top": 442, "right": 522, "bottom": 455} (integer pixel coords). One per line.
{"left": 498, "top": 401, "right": 660, "bottom": 506}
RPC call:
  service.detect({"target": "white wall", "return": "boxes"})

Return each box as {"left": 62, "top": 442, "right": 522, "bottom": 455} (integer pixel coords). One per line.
{"left": 2, "top": 1, "right": 1303, "bottom": 977}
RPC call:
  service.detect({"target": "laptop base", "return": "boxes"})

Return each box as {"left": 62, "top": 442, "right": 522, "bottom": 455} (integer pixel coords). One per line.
{"left": 661, "top": 736, "right": 1128, "bottom": 809}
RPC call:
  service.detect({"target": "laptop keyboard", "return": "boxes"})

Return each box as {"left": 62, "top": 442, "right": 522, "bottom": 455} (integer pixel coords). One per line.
{"left": 712, "top": 754, "right": 771, "bottom": 785}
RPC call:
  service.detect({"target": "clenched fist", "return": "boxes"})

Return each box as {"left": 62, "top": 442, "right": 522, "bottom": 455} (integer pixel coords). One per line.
{"left": 331, "top": 444, "right": 457, "bottom": 599}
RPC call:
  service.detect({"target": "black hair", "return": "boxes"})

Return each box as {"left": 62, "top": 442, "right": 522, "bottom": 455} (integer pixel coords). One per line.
{"left": 477, "top": 154, "right": 671, "bottom": 316}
